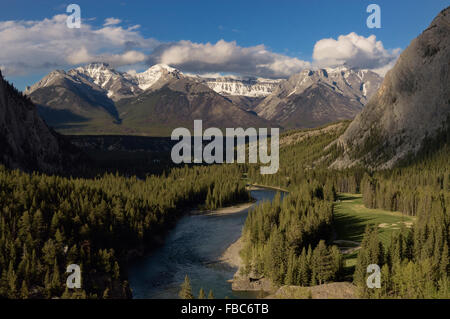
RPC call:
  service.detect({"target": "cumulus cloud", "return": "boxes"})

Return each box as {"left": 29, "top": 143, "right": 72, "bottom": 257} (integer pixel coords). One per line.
{"left": 0, "top": 14, "right": 399, "bottom": 79}
{"left": 147, "top": 40, "right": 310, "bottom": 78}
{"left": 312, "top": 32, "right": 400, "bottom": 75}
{"left": 66, "top": 47, "right": 146, "bottom": 66}
{"left": 0, "top": 14, "right": 158, "bottom": 75}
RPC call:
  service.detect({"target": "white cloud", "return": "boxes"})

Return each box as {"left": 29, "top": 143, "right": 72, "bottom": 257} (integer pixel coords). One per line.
{"left": 312, "top": 32, "right": 400, "bottom": 75}
{"left": 66, "top": 47, "right": 146, "bottom": 66}
{"left": 0, "top": 14, "right": 158, "bottom": 76}
{"left": 0, "top": 14, "right": 400, "bottom": 79}
{"left": 370, "top": 58, "right": 399, "bottom": 77}
{"left": 103, "top": 17, "right": 122, "bottom": 26}
{"left": 147, "top": 40, "right": 310, "bottom": 78}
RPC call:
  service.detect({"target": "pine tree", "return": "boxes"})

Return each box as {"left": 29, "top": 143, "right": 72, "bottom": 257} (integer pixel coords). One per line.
{"left": 198, "top": 288, "right": 205, "bottom": 299}
{"left": 207, "top": 289, "right": 214, "bottom": 299}
{"left": 312, "top": 240, "right": 333, "bottom": 285}
{"left": 20, "top": 280, "right": 29, "bottom": 299}
{"left": 51, "top": 258, "right": 61, "bottom": 292}
{"left": 440, "top": 241, "right": 449, "bottom": 277}
{"left": 179, "top": 275, "right": 194, "bottom": 299}
{"left": 297, "top": 248, "right": 309, "bottom": 285}
{"left": 7, "top": 261, "right": 17, "bottom": 298}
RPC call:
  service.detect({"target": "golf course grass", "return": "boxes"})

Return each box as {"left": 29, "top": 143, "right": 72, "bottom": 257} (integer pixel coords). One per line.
{"left": 333, "top": 193, "right": 416, "bottom": 269}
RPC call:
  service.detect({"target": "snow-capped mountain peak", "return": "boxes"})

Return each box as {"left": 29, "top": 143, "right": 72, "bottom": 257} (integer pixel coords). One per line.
{"left": 135, "top": 64, "right": 183, "bottom": 90}
{"left": 25, "top": 63, "right": 186, "bottom": 101}
{"left": 72, "top": 63, "right": 118, "bottom": 86}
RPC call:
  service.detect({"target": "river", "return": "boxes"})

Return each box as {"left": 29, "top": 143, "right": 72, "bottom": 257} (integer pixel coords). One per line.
{"left": 128, "top": 188, "right": 283, "bottom": 299}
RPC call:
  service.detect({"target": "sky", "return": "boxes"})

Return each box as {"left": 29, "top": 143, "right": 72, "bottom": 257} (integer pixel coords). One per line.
{"left": 0, "top": 0, "right": 448, "bottom": 90}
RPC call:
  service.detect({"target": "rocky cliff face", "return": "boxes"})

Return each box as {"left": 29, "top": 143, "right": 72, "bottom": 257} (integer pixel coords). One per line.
{"left": 0, "top": 71, "right": 76, "bottom": 173}
{"left": 331, "top": 7, "right": 450, "bottom": 169}
{"left": 256, "top": 67, "right": 382, "bottom": 128}
{"left": 195, "top": 76, "right": 281, "bottom": 98}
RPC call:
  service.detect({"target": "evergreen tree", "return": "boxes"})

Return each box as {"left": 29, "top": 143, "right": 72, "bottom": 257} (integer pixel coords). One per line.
{"left": 198, "top": 288, "right": 206, "bottom": 299}
{"left": 179, "top": 275, "right": 194, "bottom": 299}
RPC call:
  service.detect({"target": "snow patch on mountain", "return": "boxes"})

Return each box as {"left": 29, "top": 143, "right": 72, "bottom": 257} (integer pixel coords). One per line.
{"left": 192, "top": 75, "right": 282, "bottom": 97}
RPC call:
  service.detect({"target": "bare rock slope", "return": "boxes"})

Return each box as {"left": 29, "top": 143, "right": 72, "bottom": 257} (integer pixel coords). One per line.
{"left": 331, "top": 7, "right": 450, "bottom": 169}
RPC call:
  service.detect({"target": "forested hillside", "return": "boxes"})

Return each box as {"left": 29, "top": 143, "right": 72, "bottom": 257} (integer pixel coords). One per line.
{"left": 0, "top": 164, "right": 248, "bottom": 298}
{"left": 244, "top": 120, "right": 449, "bottom": 298}
{"left": 241, "top": 183, "right": 343, "bottom": 286}
{"left": 354, "top": 124, "right": 450, "bottom": 298}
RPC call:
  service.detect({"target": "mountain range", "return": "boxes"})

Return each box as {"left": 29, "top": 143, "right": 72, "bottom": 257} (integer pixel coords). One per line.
{"left": 1, "top": 7, "right": 449, "bottom": 172}
{"left": 26, "top": 63, "right": 273, "bottom": 135}
{"left": 25, "top": 63, "right": 382, "bottom": 135}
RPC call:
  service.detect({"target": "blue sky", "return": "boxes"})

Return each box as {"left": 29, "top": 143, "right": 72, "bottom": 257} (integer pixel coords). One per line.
{"left": 1, "top": 0, "right": 448, "bottom": 90}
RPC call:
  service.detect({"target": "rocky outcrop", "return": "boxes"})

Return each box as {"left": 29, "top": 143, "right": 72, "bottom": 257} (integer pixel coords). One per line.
{"left": 0, "top": 71, "right": 79, "bottom": 173}
{"left": 331, "top": 7, "right": 450, "bottom": 169}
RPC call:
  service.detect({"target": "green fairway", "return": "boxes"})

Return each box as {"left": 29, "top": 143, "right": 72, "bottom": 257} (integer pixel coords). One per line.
{"left": 334, "top": 193, "right": 416, "bottom": 269}
{"left": 334, "top": 193, "right": 415, "bottom": 246}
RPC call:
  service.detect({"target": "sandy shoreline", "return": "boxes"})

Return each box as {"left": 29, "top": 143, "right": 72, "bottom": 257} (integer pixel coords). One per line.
{"left": 219, "top": 235, "right": 276, "bottom": 292}
{"left": 247, "top": 184, "right": 288, "bottom": 193}
{"left": 218, "top": 237, "right": 243, "bottom": 268}
{"left": 190, "top": 201, "right": 256, "bottom": 216}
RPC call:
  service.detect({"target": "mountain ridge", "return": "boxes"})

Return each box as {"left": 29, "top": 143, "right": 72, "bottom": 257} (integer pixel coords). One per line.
{"left": 26, "top": 63, "right": 274, "bottom": 135}
{"left": 256, "top": 66, "right": 382, "bottom": 129}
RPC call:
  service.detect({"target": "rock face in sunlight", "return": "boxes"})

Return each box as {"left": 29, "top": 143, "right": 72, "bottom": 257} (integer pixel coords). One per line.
{"left": 331, "top": 7, "right": 450, "bottom": 169}
{"left": 256, "top": 66, "right": 382, "bottom": 129}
